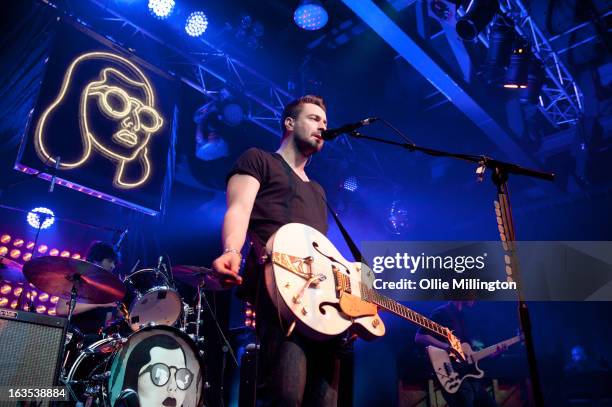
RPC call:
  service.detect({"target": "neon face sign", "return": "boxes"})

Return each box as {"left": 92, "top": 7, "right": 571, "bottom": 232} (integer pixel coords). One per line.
{"left": 34, "top": 52, "right": 164, "bottom": 189}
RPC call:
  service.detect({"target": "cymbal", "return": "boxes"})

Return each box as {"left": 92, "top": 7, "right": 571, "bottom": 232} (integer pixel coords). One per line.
{"left": 172, "top": 265, "right": 230, "bottom": 291}
{"left": 23, "top": 256, "right": 126, "bottom": 304}
{"left": 1, "top": 256, "right": 27, "bottom": 283}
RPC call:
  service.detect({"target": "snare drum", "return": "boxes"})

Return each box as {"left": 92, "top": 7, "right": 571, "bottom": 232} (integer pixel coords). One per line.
{"left": 125, "top": 268, "right": 183, "bottom": 331}
{"left": 65, "top": 326, "right": 205, "bottom": 406}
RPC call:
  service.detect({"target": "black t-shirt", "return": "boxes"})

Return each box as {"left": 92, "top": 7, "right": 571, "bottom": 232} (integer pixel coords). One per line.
{"left": 226, "top": 148, "right": 328, "bottom": 301}
{"left": 226, "top": 148, "right": 328, "bottom": 246}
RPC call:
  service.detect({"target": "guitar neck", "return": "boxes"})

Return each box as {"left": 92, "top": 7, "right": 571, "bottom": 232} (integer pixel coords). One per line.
{"left": 472, "top": 335, "right": 522, "bottom": 361}
{"left": 360, "top": 284, "right": 447, "bottom": 338}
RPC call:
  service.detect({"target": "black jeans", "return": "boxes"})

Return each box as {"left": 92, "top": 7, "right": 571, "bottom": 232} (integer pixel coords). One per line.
{"left": 442, "top": 378, "right": 498, "bottom": 407}
{"left": 254, "top": 283, "right": 342, "bottom": 407}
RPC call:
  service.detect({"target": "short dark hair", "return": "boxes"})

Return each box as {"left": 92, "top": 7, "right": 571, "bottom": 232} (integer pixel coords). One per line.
{"left": 86, "top": 241, "right": 119, "bottom": 263}
{"left": 280, "top": 95, "right": 327, "bottom": 135}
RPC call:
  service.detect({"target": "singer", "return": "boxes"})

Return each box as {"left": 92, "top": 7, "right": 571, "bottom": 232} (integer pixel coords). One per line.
{"left": 212, "top": 95, "right": 346, "bottom": 406}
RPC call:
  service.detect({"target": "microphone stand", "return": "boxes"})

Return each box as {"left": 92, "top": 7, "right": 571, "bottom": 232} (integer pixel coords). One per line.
{"left": 347, "top": 130, "right": 553, "bottom": 406}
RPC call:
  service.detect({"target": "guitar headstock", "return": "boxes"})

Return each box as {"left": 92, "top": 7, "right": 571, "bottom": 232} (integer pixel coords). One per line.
{"left": 445, "top": 328, "right": 466, "bottom": 361}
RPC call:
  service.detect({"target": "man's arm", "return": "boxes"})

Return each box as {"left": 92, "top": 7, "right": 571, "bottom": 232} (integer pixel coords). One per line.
{"left": 211, "top": 173, "right": 260, "bottom": 285}
{"left": 415, "top": 332, "right": 452, "bottom": 351}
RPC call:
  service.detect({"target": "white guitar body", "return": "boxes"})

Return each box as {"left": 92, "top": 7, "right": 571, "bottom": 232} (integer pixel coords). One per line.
{"left": 264, "top": 223, "right": 386, "bottom": 340}
{"left": 427, "top": 335, "right": 522, "bottom": 393}
{"left": 427, "top": 343, "right": 484, "bottom": 394}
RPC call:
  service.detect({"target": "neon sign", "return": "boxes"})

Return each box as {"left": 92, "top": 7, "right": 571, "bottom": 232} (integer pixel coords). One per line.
{"left": 34, "top": 52, "right": 164, "bottom": 189}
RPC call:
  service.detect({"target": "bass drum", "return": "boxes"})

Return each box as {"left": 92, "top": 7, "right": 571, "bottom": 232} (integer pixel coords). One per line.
{"left": 67, "top": 326, "right": 205, "bottom": 407}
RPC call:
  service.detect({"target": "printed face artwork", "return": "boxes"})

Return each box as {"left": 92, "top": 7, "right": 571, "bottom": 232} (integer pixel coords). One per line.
{"left": 34, "top": 52, "right": 164, "bottom": 189}
{"left": 137, "top": 346, "right": 193, "bottom": 407}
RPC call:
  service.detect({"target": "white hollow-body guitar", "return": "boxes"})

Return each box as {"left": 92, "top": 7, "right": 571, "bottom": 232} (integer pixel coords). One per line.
{"left": 264, "top": 223, "right": 465, "bottom": 358}
{"left": 427, "top": 335, "right": 522, "bottom": 393}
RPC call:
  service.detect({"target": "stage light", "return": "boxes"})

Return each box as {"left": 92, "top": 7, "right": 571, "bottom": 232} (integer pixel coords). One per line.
{"left": 22, "top": 253, "right": 32, "bottom": 262}
{"left": 13, "top": 287, "right": 23, "bottom": 296}
{"left": 294, "top": 0, "right": 328, "bottom": 31}
{"left": 48, "top": 308, "right": 56, "bottom": 315}
{"left": 60, "top": 251, "right": 71, "bottom": 258}
{"left": 26, "top": 241, "right": 35, "bottom": 249}
{"left": 185, "top": 11, "right": 208, "bottom": 37}
{"left": 37, "top": 244, "right": 48, "bottom": 254}
{"left": 0, "top": 298, "right": 7, "bottom": 307}
{"left": 27, "top": 207, "right": 55, "bottom": 230}
{"left": 456, "top": 0, "right": 499, "bottom": 41}
{"left": 39, "top": 293, "right": 49, "bottom": 302}
{"left": 342, "top": 176, "right": 359, "bottom": 192}
{"left": 71, "top": 253, "right": 81, "bottom": 259}
{"left": 50, "top": 296, "right": 59, "bottom": 304}
{"left": 148, "top": 0, "right": 174, "bottom": 19}
{"left": 0, "top": 235, "right": 10, "bottom": 244}
{"left": 49, "top": 248, "right": 59, "bottom": 256}
{"left": 387, "top": 200, "right": 410, "bottom": 235}
{"left": 10, "top": 300, "right": 17, "bottom": 309}
{"left": 504, "top": 41, "right": 530, "bottom": 89}
{"left": 13, "top": 239, "right": 24, "bottom": 247}
{"left": 9, "top": 249, "right": 21, "bottom": 259}
{"left": 1, "top": 285, "right": 11, "bottom": 295}
{"left": 519, "top": 58, "right": 545, "bottom": 104}
{"left": 36, "top": 305, "right": 46, "bottom": 314}
{"left": 0, "top": 247, "right": 7, "bottom": 256}
{"left": 482, "top": 19, "right": 515, "bottom": 83}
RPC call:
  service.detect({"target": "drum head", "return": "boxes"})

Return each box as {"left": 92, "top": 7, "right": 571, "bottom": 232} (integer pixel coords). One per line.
{"left": 129, "top": 287, "right": 182, "bottom": 331}
{"left": 108, "top": 326, "right": 204, "bottom": 407}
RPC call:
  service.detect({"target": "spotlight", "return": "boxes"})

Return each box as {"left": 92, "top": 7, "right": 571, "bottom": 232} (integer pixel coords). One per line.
{"left": 37, "top": 244, "right": 48, "bottom": 254}
{"left": 1, "top": 285, "right": 11, "bottom": 295}
{"left": 185, "top": 11, "right": 208, "bottom": 37}
{"left": 386, "top": 200, "right": 410, "bottom": 235}
{"left": 486, "top": 19, "right": 514, "bottom": 67}
{"left": 148, "top": 0, "right": 175, "bottom": 19}
{"left": 519, "top": 58, "right": 545, "bottom": 104}
{"left": 49, "top": 248, "right": 59, "bottom": 256}
{"left": 456, "top": 0, "right": 499, "bottom": 41}
{"left": 0, "top": 235, "right": 10, "bottom": 244}
{"left": 27, "top": 207, "right": 55, "bottom": 230}
{"left": 22, "top": 253, "right": 32, "bottom": 262}
{"left": 9, "top": 249, "right": 20, "bottom": 259}
{"left": 294, "top": 0, "right": 328, "bottom": 31}
{"left": 60, "top": 251, "right": 71, "bottom": 258}
{"left": 13, "top": 239, "right": 24, "bottom": 247}
{"left": 342, "top": 176, "right": 359, "bottom": 192}
{"left": 504, "top": 40, "right": 530, "bottom": 89}
{"left": 0, "top": 298, "right": 7, "bottom": 307}
{"left": 0, "top": 247, "right": 7, "bottom": 256}
{"left": 71, "top": 253, "right": 81, "bottom": 259}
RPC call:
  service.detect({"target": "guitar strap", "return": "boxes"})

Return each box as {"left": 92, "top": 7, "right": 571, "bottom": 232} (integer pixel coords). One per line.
{"left": 325, "top": 201, "right": 368, "bottom": 266}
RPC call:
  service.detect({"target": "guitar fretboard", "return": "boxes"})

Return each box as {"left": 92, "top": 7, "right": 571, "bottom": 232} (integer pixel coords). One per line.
{"left": 357, "top": 280, "right": 447, "bottom": 337}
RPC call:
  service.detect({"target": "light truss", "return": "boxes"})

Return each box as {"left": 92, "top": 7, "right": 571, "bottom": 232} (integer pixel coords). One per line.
{"left": 48, "top": 0, "right": 296, "bottom": 137}
{"left": 497, "top": 0, "right": 584, "bottom": 127}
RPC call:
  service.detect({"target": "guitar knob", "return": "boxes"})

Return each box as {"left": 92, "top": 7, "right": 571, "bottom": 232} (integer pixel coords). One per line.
{"left": 372, "top": 318, "right": 380, "bottom": 328}
{"left": 301, "top": 307, "right": 308, "bottom": 316}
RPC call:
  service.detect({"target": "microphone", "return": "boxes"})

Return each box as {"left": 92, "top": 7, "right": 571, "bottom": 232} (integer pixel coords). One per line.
{"left": 321, "top": 117, "right": 378, "bottom": 141}
{"left": 113, "top": 228, "right": 129, "bottom": 252}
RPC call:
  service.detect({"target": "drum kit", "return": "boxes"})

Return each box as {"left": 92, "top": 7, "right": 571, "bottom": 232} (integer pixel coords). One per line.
{"left": 1, "top": 254, "right": 224, "bottom": 406}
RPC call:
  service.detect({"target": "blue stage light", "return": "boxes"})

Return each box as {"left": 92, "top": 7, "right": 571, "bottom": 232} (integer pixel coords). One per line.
{"left": 294, "top": 0, "right": 328, "bottom": 31}
{"left": 27, "top": 207, "right": 55, "bottom": 230}
{"left": 185, "top": 11, "right": 209, "bottom": 37}
{"left": 342, "top": 176, "right": 358, "bottom": 192}
{"left": 148, "top": 0, "right": 175, "bottom": 20}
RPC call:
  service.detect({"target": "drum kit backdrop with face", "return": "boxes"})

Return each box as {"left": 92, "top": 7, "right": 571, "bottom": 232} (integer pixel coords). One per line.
{"left": 1, "top": 254, "right": 221, "bottom": 407}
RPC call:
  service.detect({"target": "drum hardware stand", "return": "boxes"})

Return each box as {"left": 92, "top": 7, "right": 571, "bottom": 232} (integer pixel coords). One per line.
{"left": 344, "top": 129, "right": 555, "bottom": 407}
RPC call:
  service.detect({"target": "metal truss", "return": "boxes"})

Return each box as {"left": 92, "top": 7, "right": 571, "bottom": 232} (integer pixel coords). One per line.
{"left": 50, "top": 0, "right": 296, "bottom": 137}
{"left": 498, "top": 0, "right": 585, "bottom": 127}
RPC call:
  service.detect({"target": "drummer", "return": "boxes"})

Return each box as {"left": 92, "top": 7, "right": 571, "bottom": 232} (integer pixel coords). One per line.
{"left": 56, "top": 241, "right": 127, "bottom": 336}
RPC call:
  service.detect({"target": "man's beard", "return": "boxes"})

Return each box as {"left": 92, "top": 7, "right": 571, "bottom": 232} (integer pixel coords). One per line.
{"left": 294, "top": 134, "right": 322, "bottom": 156}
